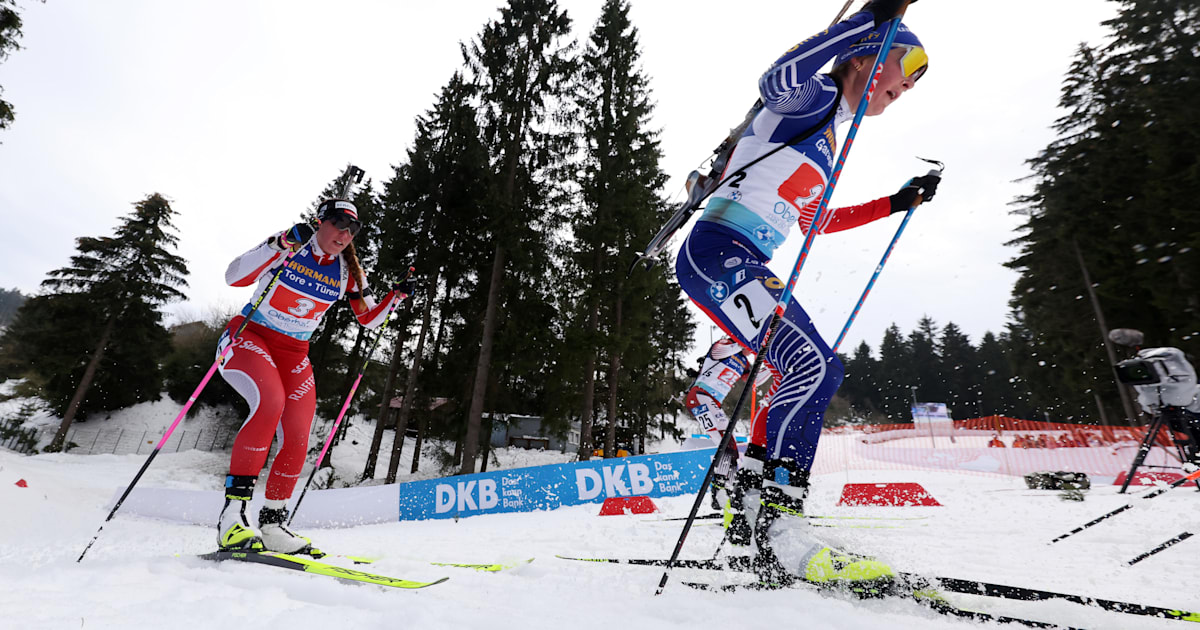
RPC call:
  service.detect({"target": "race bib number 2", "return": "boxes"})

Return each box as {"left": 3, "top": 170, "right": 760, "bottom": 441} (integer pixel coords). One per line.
{"left": 719, "top": 280, "right": 776, "bottom": 341}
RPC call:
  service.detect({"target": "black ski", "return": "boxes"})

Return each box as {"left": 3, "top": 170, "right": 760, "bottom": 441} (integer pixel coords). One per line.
{"left": 556, "top": 554, "right": 732, "bottom": 571}
{"left": 558, "top": 554, "right": 1200, "bottom": 623}
{"left": 680, "top": 578, "right": 1084, "bottom": 629}
{"left": 1127, "top": 531, "right": 1194, "bottom": 566}
{"left": 898, "top": 572, "right": 1200, "bottom": 623}
{"left": 1048, "top": 467, "right": 1200, "bottom": 544}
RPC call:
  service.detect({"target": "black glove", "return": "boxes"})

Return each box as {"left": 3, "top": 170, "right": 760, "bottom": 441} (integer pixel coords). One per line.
{"left": 391, "top": 278, "right": 417, "bottom": 298}
{"left": 276, "top": 222, "right": 316, "bottom": 250}
{"left": 888, "top": 173, "right": 940, "bottom": 214}
{"left": 863, "top": 0, "right": 915, "bottom": 26}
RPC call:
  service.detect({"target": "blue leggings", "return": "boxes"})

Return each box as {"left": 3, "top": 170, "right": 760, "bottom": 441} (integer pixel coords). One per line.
{"left": 675, "top": 222, "right": 843, "bottom": 478}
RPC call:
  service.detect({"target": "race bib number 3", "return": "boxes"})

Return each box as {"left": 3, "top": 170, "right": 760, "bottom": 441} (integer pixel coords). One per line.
{"left": 269, "top": 285, "right": 330, "bottom": 321}
{"left": 719, "top": 280, "right": 776, "bottom": 340}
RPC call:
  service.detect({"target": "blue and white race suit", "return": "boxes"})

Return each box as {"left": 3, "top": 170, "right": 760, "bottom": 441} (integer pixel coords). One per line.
{"left": 676, "top": 10, "right": 898, "bottom": 482}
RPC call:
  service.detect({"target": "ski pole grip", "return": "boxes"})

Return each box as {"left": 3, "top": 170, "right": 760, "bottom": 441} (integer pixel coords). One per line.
{"left": 910, "top": 165, "right": 943, "bottom": 209}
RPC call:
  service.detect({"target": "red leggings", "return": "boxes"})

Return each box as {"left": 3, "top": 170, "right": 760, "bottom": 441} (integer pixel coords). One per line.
{"left": 218, "top": 317, "right": 315, "bottom": 501}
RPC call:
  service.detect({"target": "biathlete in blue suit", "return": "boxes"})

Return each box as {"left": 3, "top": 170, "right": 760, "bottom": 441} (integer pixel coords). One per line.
{"left": 675, "top": 0, "right": 940, "bottom": 591}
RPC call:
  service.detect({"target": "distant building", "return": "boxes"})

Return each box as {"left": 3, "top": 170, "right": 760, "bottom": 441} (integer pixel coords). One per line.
{"left": 485, "top": 413, "right": 579, "bottom": 453}
{"left": 168, "top": 321, "right": 209, "bottom": 344}
{"left": 380, "top": 397, "right": 450, "bottom": 436}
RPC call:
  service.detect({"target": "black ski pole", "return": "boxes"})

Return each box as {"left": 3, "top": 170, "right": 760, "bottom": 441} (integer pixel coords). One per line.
{"left": 288, "top": 267, "right": 414, "bottom": 525}
{"left": 77, "top": 237, "right": 310, "bottom": 562}
{"left": 1127, "top": 531, "right": 1193, "bottom": 566}
{"left": 1048, "top": 466, "right": 1200, "bottom": 545}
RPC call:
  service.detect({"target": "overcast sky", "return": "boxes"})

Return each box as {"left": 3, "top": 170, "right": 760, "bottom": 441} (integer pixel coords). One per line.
{"left": 0, "top": 0, "right": 1120, "bottom": 360}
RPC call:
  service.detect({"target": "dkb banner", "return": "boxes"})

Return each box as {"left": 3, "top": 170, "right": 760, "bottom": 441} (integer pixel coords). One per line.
{"left": 397, "top": 448, "right": 716, "bottom": 521}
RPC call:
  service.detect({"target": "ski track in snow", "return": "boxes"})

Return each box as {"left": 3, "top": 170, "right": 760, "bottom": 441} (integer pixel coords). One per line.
{"left": 1, "top": 401, "right": 1197, "bottom": 629}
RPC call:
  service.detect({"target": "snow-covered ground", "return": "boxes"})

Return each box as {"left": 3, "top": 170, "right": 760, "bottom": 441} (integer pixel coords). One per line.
{"left": 1, "top": 394, "right": 1197, "bottom": 629}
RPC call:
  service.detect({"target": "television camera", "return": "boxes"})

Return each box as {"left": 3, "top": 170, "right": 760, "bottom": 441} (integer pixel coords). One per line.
{"left": 1109, "top": 328, "right": 1200, "bottom": 493}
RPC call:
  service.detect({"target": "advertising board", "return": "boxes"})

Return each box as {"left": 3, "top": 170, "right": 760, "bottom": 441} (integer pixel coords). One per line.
{"left": 397, "top": 448, "right": 715, "bottom": 521}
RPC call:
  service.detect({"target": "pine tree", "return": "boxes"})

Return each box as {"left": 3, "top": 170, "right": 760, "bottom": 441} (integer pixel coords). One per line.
{"left": 938, "top": 322, "right": 980, "bottom": 418}
{"left": 976, "top": 331, "right": 1016, "bottom": 416}
{"left": 876, "top": 324, "right": 914, "bottom": 421}
{"left": 457, "top": 0, "right": 575, "bottom": 474}
{"left": 841, "top": 341, "right": 882, "bottom": 420}
{"left": 558, "top": 0, "right": 686, "bottom": 458}
{"left": 1, "top": 194, "right": 189, "bottom": 450}
{"left": 1008, "top": 0, "right": 1200, "bottom": 423}
{"left": 907, "top": 316, "right": 943, "bottom": 406}
{"left": 365, "top": 72, "right": 493, "bottom": 482}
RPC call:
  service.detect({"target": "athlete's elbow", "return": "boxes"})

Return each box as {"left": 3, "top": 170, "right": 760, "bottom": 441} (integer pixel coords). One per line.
{"left": 356, "top": 313, "right": 383, "bottom": 330}
{"left": 225, "top": 268, "right": 252, "bottom": 287}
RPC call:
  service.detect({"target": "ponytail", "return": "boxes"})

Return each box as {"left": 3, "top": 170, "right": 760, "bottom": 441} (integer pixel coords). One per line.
{"left": 343, "top": 241, "right": 366, "bottom": 294}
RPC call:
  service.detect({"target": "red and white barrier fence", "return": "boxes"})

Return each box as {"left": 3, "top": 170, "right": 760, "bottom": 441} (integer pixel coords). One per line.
{"left": 811, "top": 417, "right": 1187, "bottom": 480}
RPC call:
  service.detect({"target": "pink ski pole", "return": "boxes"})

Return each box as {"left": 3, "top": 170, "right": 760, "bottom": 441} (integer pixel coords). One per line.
{"left": 77, "top": 240, "right": 308, "bottom": 562}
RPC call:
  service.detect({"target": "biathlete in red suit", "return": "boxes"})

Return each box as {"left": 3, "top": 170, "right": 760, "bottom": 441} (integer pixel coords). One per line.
{"left": 216, "top": 199, "right": 415, "bottom": 553}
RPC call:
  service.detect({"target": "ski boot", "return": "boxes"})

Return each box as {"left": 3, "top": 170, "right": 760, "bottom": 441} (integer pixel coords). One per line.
{"left": 258, "top": 501, "right": 315, "bottom": 554}
{"left": 753, "top": 463, "right": 895, "bottom": 598}
{"left": 217, "top": 475, "right": 264, "bottom": 551}
{"left": 721, "top": 450, "right": 763, "bottom": 550}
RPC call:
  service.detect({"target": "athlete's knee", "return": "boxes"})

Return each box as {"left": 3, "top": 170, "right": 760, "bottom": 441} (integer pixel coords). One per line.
{"left": 686, "top": 386, "right": 717, "bottom": 408}
{"left": 250, "top": 376, "right": 286, "bottom": 418}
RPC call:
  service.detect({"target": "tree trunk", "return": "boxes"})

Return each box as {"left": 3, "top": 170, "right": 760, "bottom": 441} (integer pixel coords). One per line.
{"left": 461, "top": 243, "right": 506, "bottom": 475}
{"left": 638, "top": 414, "right": 646, "bottom": 456}
{"left": 323, "top": 326, "right": 367, "bottom": 457}
{"left": 342, "top": 325, "right": 367, "bottom": 393}
{"left": 386, "top": 273, "right": 437, "bottom": 484}
{"left": 412, "top": 282, "right": 451, "bottom": 474}
{"left": 410, "top": 412, "right": 429, "bottom": 474}
{"left": 331, "top": 324, "right": 369, "bottom": 449}
{"left": 604, "top": 289, "right": 624, "bottom": 458}
{"left": 453, "top": 424, "right": 464, "bottom": 468}
{"left": 361, "top": 332, "right": 405, "bottom": 480}
{"left": 576, "top": 297, "right": 601, "bottom": 460}
{"left": 1073, "top": 238, "right": 1138, "bottom": 424}
{"left": 603, "top": 349, "right": 623, "bottom": 458}
{"left": 50, "top": 313, "right": 118, "bottom": 452}
{"left": 480, "top": 415, "right": 493, "bottom": 473}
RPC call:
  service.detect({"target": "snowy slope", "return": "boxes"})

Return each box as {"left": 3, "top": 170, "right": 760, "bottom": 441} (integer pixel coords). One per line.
{"left": 2, "top": 437, "right": 1197, "bottom": 630}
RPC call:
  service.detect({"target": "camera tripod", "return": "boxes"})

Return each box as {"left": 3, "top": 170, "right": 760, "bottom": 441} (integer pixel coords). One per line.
{"left": 1119, "top": 406, "right": 1200, "bottom": 494}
